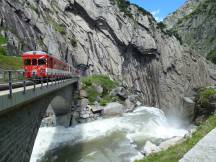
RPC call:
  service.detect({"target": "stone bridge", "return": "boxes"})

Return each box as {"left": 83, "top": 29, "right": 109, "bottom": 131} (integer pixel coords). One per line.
{"left": 0, "top": 78, "right": 79, "bottom": 162}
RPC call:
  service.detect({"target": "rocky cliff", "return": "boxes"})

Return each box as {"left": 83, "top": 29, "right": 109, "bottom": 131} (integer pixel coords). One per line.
{"left": 164, "top": 0, "right": 216, "bottom": 58}
{"left": 0, "top": 0, "right": 211, "bottom": 117}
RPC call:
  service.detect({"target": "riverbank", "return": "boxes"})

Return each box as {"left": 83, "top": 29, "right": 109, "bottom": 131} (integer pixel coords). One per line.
{"left": 135, "top": 114, "right": 216, "bottom": 162}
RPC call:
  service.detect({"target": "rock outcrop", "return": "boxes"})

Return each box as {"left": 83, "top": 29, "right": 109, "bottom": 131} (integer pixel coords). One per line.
{"left": 0, "top": 0, "right": 211, "bottom": 117}
{"left": 164, "top": 0, "right": 216, "bottom": 58}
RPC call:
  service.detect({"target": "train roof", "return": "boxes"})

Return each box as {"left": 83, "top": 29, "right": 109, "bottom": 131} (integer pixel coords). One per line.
{"left": 22, "top": 51, "right": 73, "bottom": 67}
{"left": 22, "top": 51, "right": 48, "bottom": 55}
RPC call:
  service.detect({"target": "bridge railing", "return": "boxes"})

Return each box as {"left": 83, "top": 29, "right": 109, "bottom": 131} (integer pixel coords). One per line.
{"left": 0, "top": 70, "right": 74, "bottom": 97}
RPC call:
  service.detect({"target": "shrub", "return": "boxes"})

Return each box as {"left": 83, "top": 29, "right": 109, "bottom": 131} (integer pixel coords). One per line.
{"left": 206, "top": 49, "right": 216, "bottom": 64}
{"left": 111, "top": 0, "right": 133, "bottom": 18}
{"left": 81, "top": 75, "right": 118, "bottom": 105}
{"left": 157, "top": 22, "right": 166, "bottom": 30}
{"left": 0, "top": 35, "right": 7, "bottom": 45}
{"left": 196, "top": 88, "right": 216, "bottom": 107}
{"left": 0, "top": 47, "right": 7, "bottom": 56}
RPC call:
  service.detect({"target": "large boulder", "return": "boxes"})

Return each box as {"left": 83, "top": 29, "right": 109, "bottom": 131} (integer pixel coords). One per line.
{"left": 159, "top": 136, "right": 185, "bottom": 150}
{"left": 110, "top": 87, "right": 128, "bottom": 100}
{"left": 182, "top": 97, "right": 195, "bottom": 123}
{"left": 80, "top": 89, "right": 88, "bottom": 98}
{"left": 92, "top": 83, "right": 103, "bottom": 94}
{"left": 142, "top": 141, "right": 161, "bottom": 155}
{"left": 103, "top": 102, "right": 124, "bottom": 116}
{"left": 80, "top": 98, "right": 89, "bottom": 111}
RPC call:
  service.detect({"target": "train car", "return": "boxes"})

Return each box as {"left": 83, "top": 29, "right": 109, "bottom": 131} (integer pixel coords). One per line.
{"left": 22, "top": 51, "right": 74, "bottom": 79}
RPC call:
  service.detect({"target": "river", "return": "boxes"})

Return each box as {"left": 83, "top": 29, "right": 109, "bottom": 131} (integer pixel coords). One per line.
{"left": 30, "top": 106, "right": 188, "bottom": 162}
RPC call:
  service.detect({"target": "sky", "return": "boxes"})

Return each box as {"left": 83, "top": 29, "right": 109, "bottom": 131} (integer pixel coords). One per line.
{"left": 130, "top": 0, "right": 186, "bottom": 21}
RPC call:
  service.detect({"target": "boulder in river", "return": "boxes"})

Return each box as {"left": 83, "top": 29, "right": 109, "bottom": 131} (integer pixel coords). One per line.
{"left": 159, "top": 136, "right": 185, "bottom": 150}
{"left": 142, "top": 141, "right": 161, "bottom": 155}
{"left": 103, "top": 102, "right": 124, "bottom": 116}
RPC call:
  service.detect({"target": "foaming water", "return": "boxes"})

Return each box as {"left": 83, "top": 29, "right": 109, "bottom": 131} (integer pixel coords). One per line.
{"left": 30, "top": 106, "right": 188, "bottom": 162}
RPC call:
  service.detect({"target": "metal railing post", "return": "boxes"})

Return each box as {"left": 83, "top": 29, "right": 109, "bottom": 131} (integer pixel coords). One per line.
{"left": 40, "top": 77, "right": 43, "bottom": 89}
{"left": 33, "top": 76, "right": 36, "bottom": 91}
{"left": 23, "top": 72, "right": 26, "bottom": 94}
{"left": 46, "top": 76, "right": 49, "bottom": 87}
{"left": 8, "top": 71, "right": 12, "bottom": 97}
{"left": 55, "top": 74, "right": 57, "bottom": 85}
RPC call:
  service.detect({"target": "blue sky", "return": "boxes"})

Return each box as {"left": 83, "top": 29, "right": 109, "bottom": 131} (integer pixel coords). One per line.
{"left": 130, "top": 0, "right": 186, "bottom": 21}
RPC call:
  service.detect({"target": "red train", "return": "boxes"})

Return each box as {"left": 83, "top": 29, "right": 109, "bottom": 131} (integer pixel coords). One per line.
{"left": 22, "top": 51, "right": 74, "bottom": 79}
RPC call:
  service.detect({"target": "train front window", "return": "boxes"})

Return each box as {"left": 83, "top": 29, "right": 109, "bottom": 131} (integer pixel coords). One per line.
{"left": 38, "top": 58, "right": 46, "bottom": 65}
{"left": 24, "top": 59, "right": 31, "bottom": 66}
{"left": 32, "top": 59, "right": 37, "bottom": 65}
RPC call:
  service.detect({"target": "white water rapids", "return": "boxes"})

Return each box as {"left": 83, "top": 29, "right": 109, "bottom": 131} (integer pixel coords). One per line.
{"left": 30, "top": 106, "right": 188, "bottom": 162}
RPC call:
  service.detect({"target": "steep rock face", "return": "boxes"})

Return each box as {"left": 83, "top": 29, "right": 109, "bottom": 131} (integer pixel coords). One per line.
{"left": 164, "top": 0, "right": 203, "bottom": 30}
{"left": 0, "top": 0, "right": 211, "bottom": 116}
{"left": 164, "top": 0, "right": 216, "bottom": 58}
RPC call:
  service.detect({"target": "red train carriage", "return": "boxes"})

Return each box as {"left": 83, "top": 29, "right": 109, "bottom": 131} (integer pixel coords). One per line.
{"left": 22, "top": 51, "right": 74, "bottom": 79}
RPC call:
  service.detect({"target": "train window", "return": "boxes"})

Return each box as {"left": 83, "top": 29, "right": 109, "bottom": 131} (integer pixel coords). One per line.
{"left": 24, "top": 59, "right": 31, "bottom": 65}
{"left": 38, "top": 58, "right": 46, "bottom": 65}
{"left": 32, "top": 59, "right": 37, "bottom": 65}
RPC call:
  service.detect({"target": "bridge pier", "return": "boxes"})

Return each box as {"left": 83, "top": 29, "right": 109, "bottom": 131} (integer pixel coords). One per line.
{"left": 0, "top": 79, "right": 79, "bottom": 162}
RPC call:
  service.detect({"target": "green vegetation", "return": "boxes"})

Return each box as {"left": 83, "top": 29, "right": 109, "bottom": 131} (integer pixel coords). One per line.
{"left": 0, "top": 35, "right": 7, "bottom": 45}
{"left": 0, "top": 34, "right": 22, "bottom": 70}
{"left": 81, "top": 75, "right": 119, "bottom": 105}
{"left": 55, "top": 24, "right": 66, "bottom": 35}
{"left": 136, "top": 115, "right": 216, "bottom": 162}
{"left": 132, "top": 4, "right": 152, "bottom": 16}
{"left": 111, "top": 0, "right": 151, "bottom": 18}
{"left": 206, "top": 49, "right": 216, "bottom": 64}
{"left": 0, "top": 55, "right": 22, "bottom": 70}
{"left": 195, "top": 87, "right": 216, "bottom": 107}
{"left": 157, "top": 22, "right": 166, "bottom": 30}
{"left": 111, "top": 0, "right": 133, "bottom": 18}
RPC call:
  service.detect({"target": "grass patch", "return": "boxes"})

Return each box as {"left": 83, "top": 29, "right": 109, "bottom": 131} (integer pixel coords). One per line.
{"left": 136, "top": 115, "right": 216, "bottom": 162}
{"left": 195, "top": 87, "right": 216, "bottom": 107}
{"left": 0, "top": 35, "right": 7, "bottom": 45}
{"left": 81, "top": 75, "right": 118, "bottom": 105}
{"left": 206, "top": 49, "right": 216, "bottom": 64}
{"left": 0, "top": 55, "right": 22, "bottom": 70}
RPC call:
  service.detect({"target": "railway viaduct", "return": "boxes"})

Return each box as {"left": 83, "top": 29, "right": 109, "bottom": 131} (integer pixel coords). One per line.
{"left": 0, "top": 78, "right": 79, "bottom": 162}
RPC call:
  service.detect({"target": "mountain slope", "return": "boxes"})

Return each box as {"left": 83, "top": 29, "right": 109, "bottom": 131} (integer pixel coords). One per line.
{"left": 0, "top": 0, "right": 211, "bottom": 117}
{"left": 164, "top": 0, "right": 216, "bottom": 58}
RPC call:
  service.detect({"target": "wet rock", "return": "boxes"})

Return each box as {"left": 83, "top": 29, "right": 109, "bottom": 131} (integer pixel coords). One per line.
{"left": 80, "top": 113, "right": 90, "bottom": 119}
{"left": 91, "top": 105, "right": 104, "bottom": 114}
{"left": 182, "top": 97, "right": 195, "bottom": 122}
{"left": 80, "top": 90, "right": 88, "bottom": 98}
{"left": 142, "top": 141, "right": 161, "bottom": 155}
{"left": 125, "top": 98, "right": 136, "bottom": 111}
{"left": 111, "top": 87, "right": 128, "bottom": 100}
{"left": 103, "top": 102, "right": 124, "bottom": 116}
{"left": 80, "top": 98, "right": 89, "bottom": 111}
{"left": 159, "top": 136, "right": 185, "bottom": 150}
{"left": 93, "top": 83, "right": 103, "bottom": 94}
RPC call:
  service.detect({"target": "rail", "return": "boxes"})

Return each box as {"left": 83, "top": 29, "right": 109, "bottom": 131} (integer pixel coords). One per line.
{"left": 0, "top": 70, "right": 74, "bottom": 97}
